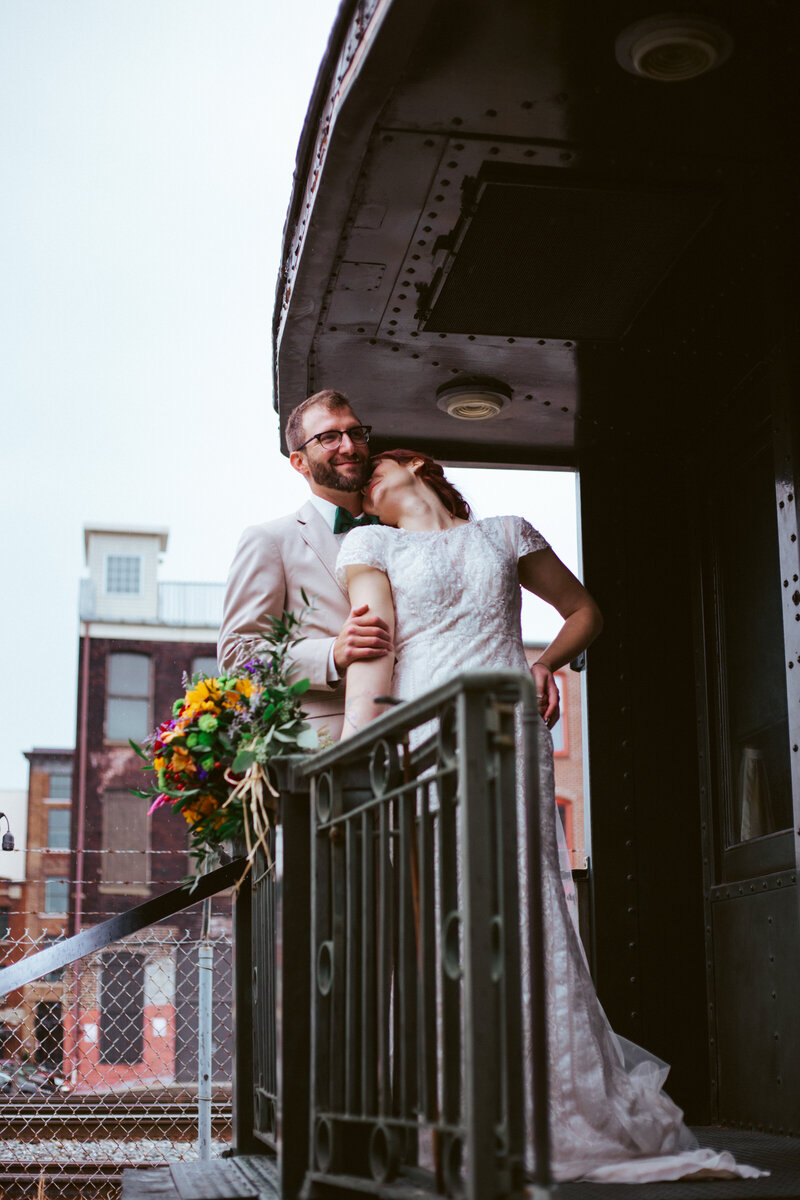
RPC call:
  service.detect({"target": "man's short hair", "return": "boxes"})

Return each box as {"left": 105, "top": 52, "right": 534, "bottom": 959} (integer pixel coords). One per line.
{"left": 285, "top": 389, "right": 354, "bottom": 451}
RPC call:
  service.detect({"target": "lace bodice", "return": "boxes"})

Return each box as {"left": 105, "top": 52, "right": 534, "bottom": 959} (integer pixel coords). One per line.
{"left": 336, "top": 515, "right": 549, "bottom": 700}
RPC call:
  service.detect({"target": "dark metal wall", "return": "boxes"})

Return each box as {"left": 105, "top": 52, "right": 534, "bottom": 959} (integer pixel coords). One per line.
{"left": 274, "top": 0, "right": 800, "bottom": 1129}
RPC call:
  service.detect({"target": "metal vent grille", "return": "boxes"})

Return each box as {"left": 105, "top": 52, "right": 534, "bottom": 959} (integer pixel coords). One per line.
{"left": 424, "top": 177, "right": 717, "bottom": 341}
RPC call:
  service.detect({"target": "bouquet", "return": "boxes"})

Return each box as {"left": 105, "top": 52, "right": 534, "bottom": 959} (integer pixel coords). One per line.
{"left": 131, "top": 601, "right": 319, "bottom": 881}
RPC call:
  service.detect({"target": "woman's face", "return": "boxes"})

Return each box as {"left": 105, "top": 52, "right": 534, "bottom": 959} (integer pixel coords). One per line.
{"left": 361, "top": 457, "right": 418, "bottom": 517}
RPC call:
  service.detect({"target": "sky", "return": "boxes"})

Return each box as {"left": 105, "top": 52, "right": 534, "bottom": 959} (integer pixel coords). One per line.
{"left": 0, "top": 0, "right": 578, "bottom": 790}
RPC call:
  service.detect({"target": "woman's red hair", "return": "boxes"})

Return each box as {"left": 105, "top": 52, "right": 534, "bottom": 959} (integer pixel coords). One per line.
{"left": 370, "top": 449, "right": 471, "bottom": 521}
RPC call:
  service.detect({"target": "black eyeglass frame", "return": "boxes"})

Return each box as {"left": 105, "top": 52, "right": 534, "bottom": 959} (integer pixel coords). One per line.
{"left": 295, "top": 424, "right": 372, "bottom": 451}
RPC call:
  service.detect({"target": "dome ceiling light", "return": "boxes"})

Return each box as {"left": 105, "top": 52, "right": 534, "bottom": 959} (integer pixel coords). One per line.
{"left": 436, "top": 378, "right": 512, "bottom": 421}
{"left": 615, "top": 14, "right": 733, "bottom": 82}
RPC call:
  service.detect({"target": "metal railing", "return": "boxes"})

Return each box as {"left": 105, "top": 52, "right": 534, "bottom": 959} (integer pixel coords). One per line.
{"left": 2, "top": 671, "right": 552, "bottom": 1199}
{"left": 0, "top": 863, "right": 244, "bottom": 1198}
{"left": 266, "top": 669, "right": 550, "bottom": 1200}
{"left": 78, "top": 579, "right": 224, "bottom": 626}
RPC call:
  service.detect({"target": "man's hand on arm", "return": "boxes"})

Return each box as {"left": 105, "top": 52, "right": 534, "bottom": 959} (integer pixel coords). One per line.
{"left": 333, "top": 603, "right": 393, "bottom": 673}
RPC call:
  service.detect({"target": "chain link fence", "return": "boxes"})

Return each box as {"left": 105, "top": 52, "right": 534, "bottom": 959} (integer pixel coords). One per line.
{"left": 0, "top": 876, "right": 235, "bottom": 1200}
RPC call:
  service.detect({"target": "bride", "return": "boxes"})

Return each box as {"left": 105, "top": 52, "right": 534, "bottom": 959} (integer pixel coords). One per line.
{"left": 335, "top": 448, "right": 765, "bottom": 1185}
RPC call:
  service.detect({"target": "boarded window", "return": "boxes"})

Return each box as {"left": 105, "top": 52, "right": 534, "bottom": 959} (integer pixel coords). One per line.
{"left": 106, "top": 652, "right": 151, "bottom": 742}
{"left": 106, "top": 555, "right": 141, "bottom": 595}
{"left": 44, "top": 877, "right": 69, "bottom": 913}
{"left": 47, "top": 808, "right": 71, "bottom": 849}
{"left": 99, "top": 951, "right": 145, "bottom": 1065}
{"left": 35, "top": 1001, "right": 63, "bottom": 1067}
{"left": 102, "top": 792, "right": 149, "bottom": 886}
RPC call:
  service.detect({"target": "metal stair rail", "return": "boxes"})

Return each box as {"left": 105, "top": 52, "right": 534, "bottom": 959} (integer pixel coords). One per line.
{"left": 284, "top": 669, "right": 550, "bottom": 1200}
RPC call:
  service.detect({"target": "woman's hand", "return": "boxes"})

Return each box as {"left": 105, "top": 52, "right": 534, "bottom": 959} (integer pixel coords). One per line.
{"left": 530, "top": 660, "right": 560, "bottom": 729}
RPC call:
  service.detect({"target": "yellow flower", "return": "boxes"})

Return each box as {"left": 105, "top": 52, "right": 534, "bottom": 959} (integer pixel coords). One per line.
{"left": 185, "top": 679, "right": 221, "bottom": 707}
{"left": 222, "top": 677, "right": 253, "bottom": 708}
{"left": 153, "top": 756, "right": 166, "bottom": 772}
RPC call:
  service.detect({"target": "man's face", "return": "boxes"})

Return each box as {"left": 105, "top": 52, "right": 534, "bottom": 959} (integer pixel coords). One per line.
{"left": 294, "top": 406, "right": 371, "bottom": 493}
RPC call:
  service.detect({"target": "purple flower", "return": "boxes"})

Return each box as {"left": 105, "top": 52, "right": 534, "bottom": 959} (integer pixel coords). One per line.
{"left": 197, "top": 768, "right": 209, "bottom": 782}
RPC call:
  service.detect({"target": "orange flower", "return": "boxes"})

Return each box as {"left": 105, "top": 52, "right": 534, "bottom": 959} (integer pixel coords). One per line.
{"left": 182, "top": 793, "right": 224, "bottom": 827}
{"left": 171, "top": 747, "right": 196, "bottom": 775}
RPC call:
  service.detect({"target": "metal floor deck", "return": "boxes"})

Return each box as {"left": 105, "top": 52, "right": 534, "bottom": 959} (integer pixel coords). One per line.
{"left": 121, "top": 1130, "right": 800, "bottom": 1200}
{"left": 556, "top": 1129, "right": 800, "bottom": 1199}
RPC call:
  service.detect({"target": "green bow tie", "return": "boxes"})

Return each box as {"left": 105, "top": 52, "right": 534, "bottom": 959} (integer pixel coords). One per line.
{"left": 333, "top": 508, "right": 380, "bottom": 535}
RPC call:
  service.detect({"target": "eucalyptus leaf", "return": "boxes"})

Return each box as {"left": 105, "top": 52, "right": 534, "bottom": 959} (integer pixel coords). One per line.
{"left": 232, "top": 749, "right": 255, "bottom": 772}
{"left": 295, "top": 727, "right": 319, "bottom": 750}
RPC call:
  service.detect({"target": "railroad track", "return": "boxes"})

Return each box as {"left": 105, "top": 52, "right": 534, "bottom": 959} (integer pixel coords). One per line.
{"left": 0, "top": 1160, "right": 165, "bottom": 1198}
{"left": 0, "top": 1102, "right": 232, "bottom": 1139}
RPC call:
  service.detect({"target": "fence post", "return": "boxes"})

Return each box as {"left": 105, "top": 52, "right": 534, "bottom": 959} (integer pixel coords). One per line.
{"left": 232, "top": 866, "right": 257, "bottom": 1154}
{"left": 198, "top": 892, "right": 213, "bottom": 1161}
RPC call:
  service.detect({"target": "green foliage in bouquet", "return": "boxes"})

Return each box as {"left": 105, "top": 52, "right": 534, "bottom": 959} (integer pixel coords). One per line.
{"left": 131, "top": 598, "right": 318, "bottom": 878}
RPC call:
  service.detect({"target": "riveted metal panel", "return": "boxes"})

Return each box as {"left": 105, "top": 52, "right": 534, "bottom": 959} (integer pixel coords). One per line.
{"left": 712, "top": 879, "right": 800, "bottom": 1132}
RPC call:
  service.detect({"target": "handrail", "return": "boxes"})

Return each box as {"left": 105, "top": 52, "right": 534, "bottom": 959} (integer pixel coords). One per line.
{"left": 0, "top": 858, "right": 244, "bottom": 995}
{"left": 292, "top": 667, "right": 540, "bottom": 776}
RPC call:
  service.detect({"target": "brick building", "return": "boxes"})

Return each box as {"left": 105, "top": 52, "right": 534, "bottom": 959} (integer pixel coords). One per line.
{"left": 65, "top": 525, "right": 230, "bottom": 1091}
{"left": 72, "top": 525, "right": 224, "bottom": 930}
{"left": 525, "top": 646, "right": 586, "bottom": 870}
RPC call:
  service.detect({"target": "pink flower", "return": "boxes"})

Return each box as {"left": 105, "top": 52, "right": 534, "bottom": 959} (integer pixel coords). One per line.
{"left": 148, "top": 794, "right": 170, "bottom": 815}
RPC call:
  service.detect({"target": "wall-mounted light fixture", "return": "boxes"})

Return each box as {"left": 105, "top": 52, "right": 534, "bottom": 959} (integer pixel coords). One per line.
{"left": 615, "top": 14, "right": 733, "bottom": 82}
{"left": 436, "top": 377, "right": 512, "bottom": 421}
{"left": 0, "top": 812, "right": 15, "bottom": 852}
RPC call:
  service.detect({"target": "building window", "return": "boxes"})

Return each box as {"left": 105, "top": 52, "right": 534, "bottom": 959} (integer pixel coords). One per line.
{"left": 101, "top": 792, "right": 149, "bottom": 887}
{"left": 47, "top": 773, "right": 72, "bottom": 800}
{"left": 106, "top": 652, "right": 151, "bottom": 742}
{"left": 47, "top": 809, "right": 71, "bottom": 849}
{"left": 192, "top": 655, "right": 218, "bottom": 678}
{"left": 99, "top": 951, "right": 145, "bottom": 1065}
{"left": 44, "top": 877, "right": 70, "bottom": 914}
{"left": 0, "top": 909, "right": 9, "bottom": 940}
{"left": 105, "top": 555, "right": 142, "bottom": 595}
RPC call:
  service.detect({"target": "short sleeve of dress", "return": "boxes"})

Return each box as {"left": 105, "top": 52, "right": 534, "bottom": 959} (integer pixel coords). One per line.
{"left": 509, "top": 515, "right": 550, "bottom": 558}
{"left": 335, "top": 526, "right": 390, "bottom": 587}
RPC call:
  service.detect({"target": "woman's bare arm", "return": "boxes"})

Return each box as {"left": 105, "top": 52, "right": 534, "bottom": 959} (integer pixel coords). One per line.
{"left": 340, "top": 564, "right": 396, "bottom": 738}
{"left": 518, "top": 548, "right": 603, "bottom": 725}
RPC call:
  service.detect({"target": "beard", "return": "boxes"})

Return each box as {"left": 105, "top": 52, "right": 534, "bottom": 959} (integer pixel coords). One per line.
{"left": 306, "top": 452, "right": 371, "bottom": 492}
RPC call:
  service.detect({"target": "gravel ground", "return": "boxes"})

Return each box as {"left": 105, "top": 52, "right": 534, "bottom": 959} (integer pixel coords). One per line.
{"left": 0, "top": 1138, "right": 230, "bottom": 1165}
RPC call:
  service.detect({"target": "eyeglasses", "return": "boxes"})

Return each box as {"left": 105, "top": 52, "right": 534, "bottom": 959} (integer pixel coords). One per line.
{"left": 296, "top": 424, "right": 372, "bottom": 451}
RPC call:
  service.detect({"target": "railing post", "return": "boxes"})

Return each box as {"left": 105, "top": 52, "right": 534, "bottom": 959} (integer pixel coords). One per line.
{"left": 279, "top": 765, "right": 312, "bottom": 1200}
{"left": 459, "top": 688, "right": 502, "bottom": 1200}
{"left": 521, "top": 699, "right": 552, "bottom": 1191}
{"left": 232, "top": 866, "right": 257, "bottom": 1154}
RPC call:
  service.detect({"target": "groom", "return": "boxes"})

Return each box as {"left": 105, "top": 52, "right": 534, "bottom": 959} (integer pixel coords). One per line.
{"left": 217, "top": 389, "right": 392, "bottom": 740}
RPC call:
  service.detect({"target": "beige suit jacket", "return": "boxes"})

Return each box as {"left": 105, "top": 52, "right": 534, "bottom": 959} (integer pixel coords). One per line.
{"left": 217, "top": 501, "right": 350, "bottom": 740}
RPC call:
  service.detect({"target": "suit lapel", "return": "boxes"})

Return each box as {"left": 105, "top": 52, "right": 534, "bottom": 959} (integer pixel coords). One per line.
{"left": 297, "top": 500, "right": 348, "bottom": 598}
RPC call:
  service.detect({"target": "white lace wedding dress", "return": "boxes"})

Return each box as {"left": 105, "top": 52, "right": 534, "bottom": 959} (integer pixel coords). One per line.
{"left": 336, "top": 516, "right": 765, "bottom": 1184}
